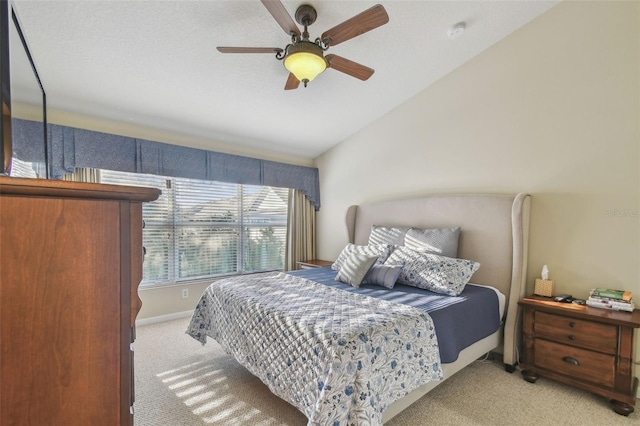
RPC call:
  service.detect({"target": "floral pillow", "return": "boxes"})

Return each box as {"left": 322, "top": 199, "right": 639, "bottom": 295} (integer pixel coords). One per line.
{"left": 331, "top": 243, "right": 394, "bottom": 271}
{"left": 384, "top": 246, "right": 480, "bottom": 296}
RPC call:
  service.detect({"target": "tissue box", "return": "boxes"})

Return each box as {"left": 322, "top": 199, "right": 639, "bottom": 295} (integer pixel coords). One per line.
{"left": 534, "top": 279, "right": 555, "bottom": 297}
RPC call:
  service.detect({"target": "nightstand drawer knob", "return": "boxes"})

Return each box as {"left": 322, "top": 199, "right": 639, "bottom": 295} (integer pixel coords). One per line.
{"left": 568, "top": 322, "right": 576, "bottom": 328}
{"left": 568, "top": 335, "right": 576, "bottom": 340}
{"left": 562, "top": 356, "right": 580, "bottom": 366}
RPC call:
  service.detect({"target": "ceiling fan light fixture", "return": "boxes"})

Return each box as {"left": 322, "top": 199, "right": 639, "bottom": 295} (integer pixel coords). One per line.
{"left": 284, "top": 41, "right": 326, "bottom": 85}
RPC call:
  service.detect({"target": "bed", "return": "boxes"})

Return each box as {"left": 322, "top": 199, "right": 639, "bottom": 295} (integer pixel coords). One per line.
{"left": 187, "top": 193, "right": 531, "bottom": 424}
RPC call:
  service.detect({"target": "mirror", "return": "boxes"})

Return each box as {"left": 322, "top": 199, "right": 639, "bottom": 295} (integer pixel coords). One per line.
{"left": 0, "top": 0, "right": 47, "bottom": 177}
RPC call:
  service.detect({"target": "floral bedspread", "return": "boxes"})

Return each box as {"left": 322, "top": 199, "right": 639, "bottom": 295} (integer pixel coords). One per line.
{"left": 186, "top": 272, "right": 442, "bottom": 426}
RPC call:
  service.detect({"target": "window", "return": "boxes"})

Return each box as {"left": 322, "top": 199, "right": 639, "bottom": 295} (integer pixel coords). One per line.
{"left": 100, "top": 170, "right": 289, "bottom": 287}
{"left": 8, "top": 157, "right": 45, "bottom": 178}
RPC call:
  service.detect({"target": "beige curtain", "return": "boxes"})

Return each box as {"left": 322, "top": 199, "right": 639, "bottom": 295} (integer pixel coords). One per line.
{"left": 63, "top": 168, "right": 100, "bottom": 183}
{"left": 284, "top": 189, "right": 316, "bottom": 271}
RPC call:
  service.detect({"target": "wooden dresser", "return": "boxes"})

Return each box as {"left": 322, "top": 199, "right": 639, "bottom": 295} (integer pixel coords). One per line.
{"left": 0, "top": 176, "right": 160, "bottom": 425}
{"left": 519, "top": 295, "right": 640, "bottom": 415}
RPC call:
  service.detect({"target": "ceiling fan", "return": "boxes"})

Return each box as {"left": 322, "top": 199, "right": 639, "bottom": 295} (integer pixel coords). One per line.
{"left": 217, "top": 1, "right": 389, "bottom": 90}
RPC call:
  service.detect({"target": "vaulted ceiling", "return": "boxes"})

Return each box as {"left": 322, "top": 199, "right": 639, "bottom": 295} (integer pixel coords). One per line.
{"left": 11, "top": 0, "right": 558, "bottom": 160}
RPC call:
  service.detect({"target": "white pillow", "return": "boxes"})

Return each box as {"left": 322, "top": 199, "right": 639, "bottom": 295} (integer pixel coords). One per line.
{"left": 335, "top": 253, "right": 379, "bottom": 288}
{"left": 385, "top": 246, "right": 480, "bottom": 296}
{"left": 331, "top": 243, "right": 393, "bottom": 271}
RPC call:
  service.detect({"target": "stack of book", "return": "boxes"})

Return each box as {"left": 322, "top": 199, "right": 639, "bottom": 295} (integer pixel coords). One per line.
{"left": 587, "top": 288, "right": 634, "bottom": 312}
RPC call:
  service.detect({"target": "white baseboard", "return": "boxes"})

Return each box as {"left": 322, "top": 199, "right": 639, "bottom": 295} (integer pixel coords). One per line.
{"left": 135, "top": 310, "right": 193, "bottom": 327}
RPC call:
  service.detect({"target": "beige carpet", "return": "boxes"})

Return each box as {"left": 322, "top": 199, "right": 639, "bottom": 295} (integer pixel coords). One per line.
{"left": 134, "top": 318, "right": 639, "bottom": 425}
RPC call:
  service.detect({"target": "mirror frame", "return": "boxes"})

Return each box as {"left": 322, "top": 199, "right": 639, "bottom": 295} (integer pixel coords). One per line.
{"left": 0, "top": 0, "right": 10, "bottom": 175}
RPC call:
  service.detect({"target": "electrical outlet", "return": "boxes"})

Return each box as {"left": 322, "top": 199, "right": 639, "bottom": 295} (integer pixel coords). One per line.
{"left": 181, "top": 288, "right": 189, "bottom": 299}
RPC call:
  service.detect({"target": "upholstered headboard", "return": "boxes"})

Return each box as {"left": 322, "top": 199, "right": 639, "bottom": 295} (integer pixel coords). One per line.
{"left": 345, "top": 193, "right": 531, "bottom": 367}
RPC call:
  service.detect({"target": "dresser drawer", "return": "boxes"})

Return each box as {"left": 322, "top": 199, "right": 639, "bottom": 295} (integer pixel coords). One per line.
{"left": 535, "top": 339, "right": 616, "bottom": 387}
{"left": 534, "top": 311, "right": 617, "bottom": 354}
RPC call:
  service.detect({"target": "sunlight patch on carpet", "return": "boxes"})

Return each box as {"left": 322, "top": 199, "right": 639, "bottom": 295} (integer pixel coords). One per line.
{"left": 175, "top": 384, "right": 207, "bottom": 398}
{"left": 155, "top": 360, "right": 209, "bottom": 377}
{"left": 154, "top": 360, "right": 272, "bottom": 424}
{"left": 191, "top": 395, "right": 234, "bottom": 415}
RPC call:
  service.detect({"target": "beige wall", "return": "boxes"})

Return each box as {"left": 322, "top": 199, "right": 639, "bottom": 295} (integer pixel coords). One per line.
{"left": 138, "top": 281, "right": 212, "bottom": 320}
{"left": 315, "top": 1, "right": 639, "bottom": 362}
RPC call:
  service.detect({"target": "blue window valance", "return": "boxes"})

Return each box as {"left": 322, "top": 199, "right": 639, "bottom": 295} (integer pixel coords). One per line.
{"left": 12, "top": 118, "right": 320, "bottom": 210}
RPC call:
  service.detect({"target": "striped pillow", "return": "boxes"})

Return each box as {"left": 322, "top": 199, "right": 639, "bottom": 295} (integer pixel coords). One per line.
{"left": 335, "top": 253, "right": 379, "bottom": 288}
{"left": 363, "top": 264, "right": 403, "bottom": 289}
{"left": 331, "top": 243, "right": 393, "bottom": 271}
{"left": 368, "top": 225, "right": 409, "bottom": 246}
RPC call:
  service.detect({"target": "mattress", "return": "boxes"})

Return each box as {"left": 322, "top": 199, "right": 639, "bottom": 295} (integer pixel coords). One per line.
{"left": 288, "top": 266, "right": 503, "bottom": 363}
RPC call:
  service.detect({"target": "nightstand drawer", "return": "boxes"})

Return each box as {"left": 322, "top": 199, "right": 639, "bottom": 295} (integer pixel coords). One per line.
{"left": 534, "top": 311, "right": 617, "bottom": 354}
{"left": 535, "top": 339, "right": 616, "bottom": 387}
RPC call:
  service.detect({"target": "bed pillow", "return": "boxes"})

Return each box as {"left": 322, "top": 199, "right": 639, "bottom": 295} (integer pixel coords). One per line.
{"left": 331, "top": 243, "right": 393, "bottom": 271}
{"left": 384, "top": 246, "right": 480, "bottom": 296}
{"left": 362, "top": 264, "right": 403, "bottom": 289}
{"left": 335, "top": 253, "right": 379, "bottom": 288}
{"left": 367, "top": 225, "right": 409, "bottom": 246}
{"left": 404, "top": 227, "right": 461, "bottom": 258}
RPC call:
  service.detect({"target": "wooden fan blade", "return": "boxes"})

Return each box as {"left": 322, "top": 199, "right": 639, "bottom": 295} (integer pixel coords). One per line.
{"left": 325, "top": 54, "right": 374, "bottom": 81}
{"left": 284, "top": 73, "right": 300, "bottom": 90}
{"left": 261, "top": 0, "right": 300, "bottom": 37}
{"left": 217, "top": 47, "right": 283, "bottom": 54}
{"left": 321, "top": 4, "right": 389, "bottom": 47}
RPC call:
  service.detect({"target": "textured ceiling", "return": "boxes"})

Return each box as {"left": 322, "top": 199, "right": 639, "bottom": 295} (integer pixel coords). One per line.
{"left": 11, "top": 0, "right": 559, "bottom": 160}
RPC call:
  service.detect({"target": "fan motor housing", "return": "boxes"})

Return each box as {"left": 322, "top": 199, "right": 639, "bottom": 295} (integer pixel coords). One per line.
{"left": 295, "top": 5, "right": 318, "bottom": 26}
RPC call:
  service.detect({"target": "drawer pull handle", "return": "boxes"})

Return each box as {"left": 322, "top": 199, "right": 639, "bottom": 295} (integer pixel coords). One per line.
{"left": 562, "top": 356, "right": 580, "bottom": 366}
{"left": 568, "top": 335, "right": 576, "bottom": 341}
{"left": 568, "top": 322, "right": 576, "bottom": 328}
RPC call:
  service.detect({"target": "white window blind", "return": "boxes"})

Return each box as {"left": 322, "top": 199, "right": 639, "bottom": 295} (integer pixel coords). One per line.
{"left": 174, "top": 178, "right": 240, "bottom": 280}
{"left": 242, "top": 185, "right": 289, "bottom": 272}
{"left": 8, "top": 158, "right": 42, "bottom": 178}
{"left": 99, "top": 170, "right": 288, "bottom": 287}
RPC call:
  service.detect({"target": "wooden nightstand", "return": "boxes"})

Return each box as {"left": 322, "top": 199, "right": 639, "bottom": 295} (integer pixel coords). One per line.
{"left": 519, "top": 295, "right": 640, "bottom": 415}
{"left": 297, "top": 259, "right": 333, "bottom": 269}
